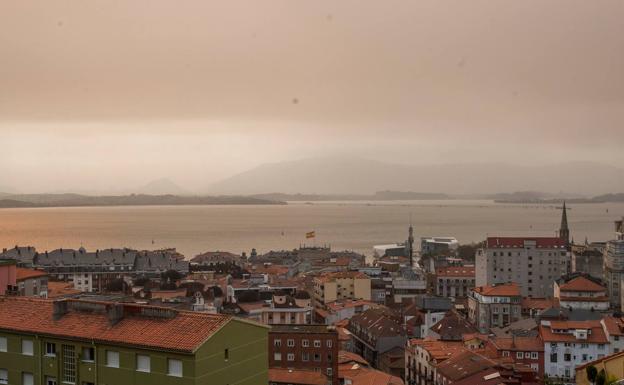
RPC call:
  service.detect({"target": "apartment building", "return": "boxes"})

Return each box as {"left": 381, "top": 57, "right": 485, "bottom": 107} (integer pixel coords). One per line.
{"left": 313, "top": 271, "right": 371, "bottom": 307}
{"left": 476, "top": 236, "right": 570, "bottom": 298}
{"left": 405, "top": 339, "right": 465, "bottom": 385}
{"left": 605, "top": 217, "right": 624, "bottom": 308}
{"left": 0, "top": 259, "right": 16, "bottom": 296}
{"left": 554, "top": 274, "right": 609, "bottom": 311}
{"left": 484, "top": 336, "right": 544, "bottom": 377}
{"left": 435, "top": 265, "right": 475, "bottom": 298}
{"left": 15, "top": 268, "right": 48, "bottom": 297}
{"left": 268, "top": 324, "right": 339, "bottom": 385}
{"left": 348, "top": 307, "right": 407, "bottom": 369}
{"left": 0, "top": 297, "right": 269, "bottom": 385}
{"left": 468, "top": 283, "right": 522, "bottom": 333}
{"left": 540, "top": 320, "right": 610, "bottom": 382}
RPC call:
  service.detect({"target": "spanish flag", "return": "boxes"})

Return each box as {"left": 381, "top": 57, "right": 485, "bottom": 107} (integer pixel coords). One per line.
{"left": 306, "top": 231, "right": 316, "bottom": 239}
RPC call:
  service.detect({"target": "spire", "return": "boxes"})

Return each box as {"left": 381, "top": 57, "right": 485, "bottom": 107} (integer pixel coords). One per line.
{"left": 559, "top": 201, "right": 570, "bottom": 246}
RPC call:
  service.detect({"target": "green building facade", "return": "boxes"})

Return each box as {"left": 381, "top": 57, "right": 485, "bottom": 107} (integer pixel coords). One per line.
{"left": 0, "top": 298, "right": 269, "bottom": 385}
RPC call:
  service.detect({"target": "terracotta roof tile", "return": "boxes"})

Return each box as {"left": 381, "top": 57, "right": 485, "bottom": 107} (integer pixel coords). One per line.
{"left": 473, "top": 283, "right": 521, "bottom": 297}
{"left": 539, "top": 320, "right": 608, "bottom": 344}
{"left": 15, "top": 268, "right": 48, "bottom": 281}
{"left": 0, "top": 297, "right": 235, "bottom": 353}
{"left": 486, "top": 237, "right": 566, "bottom": 248}
{"left": 436, "top": 266, "right": 475, "bottom": 277}
{"left": 268, "top": 368, "right": 327, "bottom": 385}
{"left": 559, "top": 276, "right": 606, "bottom": 292}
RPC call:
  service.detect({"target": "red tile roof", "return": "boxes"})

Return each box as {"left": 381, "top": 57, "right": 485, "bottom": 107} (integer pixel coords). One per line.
{"left": 488, "top": 336, "right": 543, "bottom": 352}
{"left": 473, "top": 283, "right": 521, "bottom": 297}
{"left": 602, "top": 316, "right": 624, "bottom": 336}
{"left": 46, "top": 281, "right": 81, "bottom": 298}
{"left": 268, "top": 368, "right": 327, "bottom": 385}
{"left": 338, "top": 362, "right": 404, "bottom": 385}
{"left": 15, "top": 268, "right": 48, "bottom": 281}
{"left": 0, "top": 297, "right": 241, "bottom": 353}
{"left": 486, "top": 237, "right": 566, "bottom": 248}
{"left": 539, "top": 320, "right": 608, "bottom": 344}
{"left": 559, "top": 276, "right": 606, "bottom": 292}
{"left": 436, "top": 266, "right": 475, "bottom": 277}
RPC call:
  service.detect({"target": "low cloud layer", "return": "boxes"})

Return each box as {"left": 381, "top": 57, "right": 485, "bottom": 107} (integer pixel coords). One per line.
{"left": 1, "top": 0, "right": 623, "bottom": 193}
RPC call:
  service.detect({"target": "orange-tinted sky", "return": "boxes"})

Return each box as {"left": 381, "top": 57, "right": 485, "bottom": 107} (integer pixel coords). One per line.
{"left": 1, "top": 0, "right": 623, "bottom": 192}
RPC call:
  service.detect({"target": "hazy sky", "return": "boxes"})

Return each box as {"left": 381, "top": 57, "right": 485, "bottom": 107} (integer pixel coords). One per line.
{"left": 1, "top": 0, "right": 623, "bottom": 193}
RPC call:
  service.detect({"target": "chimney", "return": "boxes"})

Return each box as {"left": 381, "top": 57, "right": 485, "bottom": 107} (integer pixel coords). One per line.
{"left": 53, "top": 300, "right": 69, "bottom": 320}
{"left": 107, "top": 304, "right": 125, "bottom": 326}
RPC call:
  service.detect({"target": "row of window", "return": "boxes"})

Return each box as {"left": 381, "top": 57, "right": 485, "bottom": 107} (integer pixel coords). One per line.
{"left": 501, "top": 351, "right": 539, "bottom": 359}
{"left": 0, "top": 337, "right": 184, "bottom": 378}
{"left": 105, "top": 351, "right": 183, "bottom": 377}
{"left": 273, "top": 339, "right": 332, "bottom": 348}
{"left": 274, "top": 352, "right": 332, "bottom": 362}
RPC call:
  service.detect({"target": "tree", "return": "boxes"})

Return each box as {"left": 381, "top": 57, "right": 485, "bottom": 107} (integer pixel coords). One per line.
{"left": 586, "top": 365, "right": 598, "bottom": 385}
{"left": 596, "top": 369, "right": 606, "bottom": 385}
{"left": 106, "top": 278, "right": 127, "bottom": 293}
{"left": 133, "top": 276, "right": 151, "bottom": 287}
{"left": 585, "top": 365, "right": 598, "bottom": 384}
{"left": 161, "top": 269, "right": 183, "bottom": 282}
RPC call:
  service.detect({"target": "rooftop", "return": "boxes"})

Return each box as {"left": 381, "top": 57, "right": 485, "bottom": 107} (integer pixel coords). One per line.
{"left": 558, "top": 275, "right": 606, "bottom": 292}
{"left": 268, "top": 368, "right": 327, "bottom": 385}
{"left": 270, "top": 324, "right": 337, "bottom": 334}
{"left": 15, "top": 267, "right": 48, "bottom": 281}
{"left": 473, "top": 283, "right": 521, "bottom": 297}
{"left": 436, "top": 266, "right": 475, "bottom": 277}
{"left": 0, "top": 297, "right": 243, "bottom": 353}
{"left": 486, "top": 237, "right": 566, "bottom": 249}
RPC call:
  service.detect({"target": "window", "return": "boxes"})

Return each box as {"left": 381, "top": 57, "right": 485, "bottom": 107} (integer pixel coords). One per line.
{"left": 314, "top": 353, "right": 321, "bottom": 362}
{"left": 502, "top": 351, "right": 510, "bottom": 357}
{"left": 274, "top": 352, "right": 282, "bottom": 361}
{"left": 530, "top": 352, "right": 538, "bottom": 359}
{"left": 46, "top": 377, "right": 57, "bottom": 385}
{"left": 0, "top": 337, "right": 6, "bottom": 352}
{"left": 167, "top": 359, "right": 183, "bottom": 377}
{"left": 273, "top": 339, "right": 282, "bottom": 347}
{"left": 0, "top": 369, "right": 7, "bottom": 385}
{"left": 82, "top": 347, "right": 95, "bottom": 362}
{"left": 302, "top": 339, "right": 309, "bottom": 347}
{"left": 302, "top": 352, "right": 309, "bottom": 361}
{"left": 136, "top": 355, "right": 150, "bottom": 372}
{"left": 327, "top": 368, "right": 333, "bottom": 377}
{"left": 287, "top": 353, "right": 295, "bottom": 361}
{"left": 23, "top": 372, "right": 34, "bottom": 385}
{"left": 550, "top": 353, "right": 557, "bottom": 363}
{"left": 224, "top": 349, "right": 229, "bottom": 361}
{"left": 106, "top": 351, "right": 119, "bottom": 368}
{"left": 62, "top": 345, "right": 76, "bottom": 384}
{"left": 22, "top": 339, "right": 34, "bottom": 355}
{"left": 314, "top": 340, "right": 321, "bottom": 347}
{"left": 327, "top": 340, "right": 333, "bottom": 348}
{"left": 287, "top": 339, "right": 295, "bottom": 347}
{"left": 46, "top": 342, "right": 56, "bottom": 356}
{"left": 564, "top": 353, "right": 571, "bottom": 362}
{"left": 516, "top": 352, "right": 524, "bottom": 359}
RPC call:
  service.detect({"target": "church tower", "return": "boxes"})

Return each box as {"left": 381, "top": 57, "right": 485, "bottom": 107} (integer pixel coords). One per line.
{"left": 407, "top": 223, "right": 414, "bottom": 267}
{"left": 559, "top": 201, "right": 570, "bottom": 246}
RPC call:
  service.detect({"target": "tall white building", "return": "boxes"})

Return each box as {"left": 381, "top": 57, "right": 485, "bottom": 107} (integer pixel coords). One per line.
{"left": 604, "top": 217, "right": 624, "bottom": 308}
{"left": 540, "top": 319, "right": 610, "bottom": 382}
{"left": 476, "top": 237, "right": 570, "bottom": 298}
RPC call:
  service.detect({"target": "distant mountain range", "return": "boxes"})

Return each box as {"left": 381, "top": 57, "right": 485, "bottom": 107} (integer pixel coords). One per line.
{"left": 0, "top": 194, "right": 283, "bottom": 209}
{"left": 135, "top": 178, "right": 189, "bottom": 195}
{"left": 208, "top": 158, "right": 624, "bottom": 196}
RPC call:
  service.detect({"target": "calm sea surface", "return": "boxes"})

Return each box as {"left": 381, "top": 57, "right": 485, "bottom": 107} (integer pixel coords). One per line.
{"left": 0, "top": 200, "right": 622, "bottom": 258}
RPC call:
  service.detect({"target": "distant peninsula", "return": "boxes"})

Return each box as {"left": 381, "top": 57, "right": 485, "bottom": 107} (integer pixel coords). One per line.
{"left": 489, "top": 191, "right": 624, "bottom": 204}
{"left": 250, "top": 191, "right": 450, "bottom": 202}
{"left": 0, "top": 193, "right": 285, "bottom": 208}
